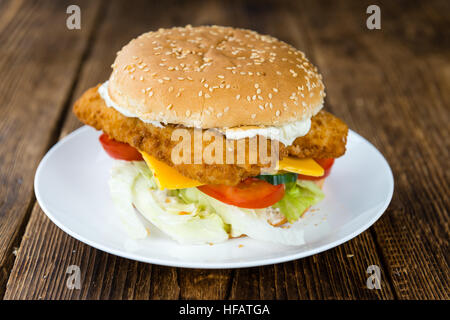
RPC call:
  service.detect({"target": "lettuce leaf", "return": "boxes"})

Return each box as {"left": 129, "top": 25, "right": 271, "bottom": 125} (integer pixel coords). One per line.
{"left": 273, "top": 180, "right": 324, "bottom": 223}
{"left": 178, "top": 187, "right": 306, "bottom": 246}
{"left": 109, "top": 161, "right": 323, "bottom": 246}
{"left": 109, "top": 161, "right": 229, "bottom": 244}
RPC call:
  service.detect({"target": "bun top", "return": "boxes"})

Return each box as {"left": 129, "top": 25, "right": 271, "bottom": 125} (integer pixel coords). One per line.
{"left": 108, "top": 25, "right": 325, "bottom": 128}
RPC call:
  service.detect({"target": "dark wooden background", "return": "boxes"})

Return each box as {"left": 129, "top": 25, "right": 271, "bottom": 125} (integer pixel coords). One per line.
{"left": 0, "top": 0, "right": 448, "bottom": 300}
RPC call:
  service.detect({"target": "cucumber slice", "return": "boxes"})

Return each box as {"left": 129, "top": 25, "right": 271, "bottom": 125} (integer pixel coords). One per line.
{"left": 256, "top": 172, "right": 298, "bottom": 185}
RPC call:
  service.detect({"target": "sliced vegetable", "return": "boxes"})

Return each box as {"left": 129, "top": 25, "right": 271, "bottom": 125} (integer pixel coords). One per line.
{"left": 109, "top": 161, "right": 229, "bottom": 244}
{"left": 273, "top": 180, "right": 324, "bottom": 223}
{"left": 99, "top": 133, "right": 143, "bottom": 161}
{"left": 197, "top": 178, "right": 285, "bottom": 209}
{"left": 256, "top": 172, "right": 298, "bottom": 185}
{"left": 178, "top": 187, "right": 306, "bottom": 245}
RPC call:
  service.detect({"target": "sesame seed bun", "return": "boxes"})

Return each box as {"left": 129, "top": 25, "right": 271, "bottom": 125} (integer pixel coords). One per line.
{"left": 107, "top": 25, "right": 325, "bottom": 128}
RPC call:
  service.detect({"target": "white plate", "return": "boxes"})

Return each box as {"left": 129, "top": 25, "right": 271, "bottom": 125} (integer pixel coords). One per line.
{"left": 35, "top": 126, "right": 393, "bottom": 268}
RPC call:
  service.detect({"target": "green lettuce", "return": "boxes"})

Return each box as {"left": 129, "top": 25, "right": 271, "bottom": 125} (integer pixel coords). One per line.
{"left": 177, "top": 187, "right": 306, "bottom": 245}
{"left": 273, "top": 180, "right": 324, "bottom": 223}
{"left": 109, "top": 161, "right": 324, "bottom": 246}
{"left": 109, "top": 161, "right": 229, "bottom": 244}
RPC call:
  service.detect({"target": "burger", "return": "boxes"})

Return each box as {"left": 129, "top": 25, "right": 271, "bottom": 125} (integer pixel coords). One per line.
{"left": 73, "top": 25, "right": 348, "bottom": 246}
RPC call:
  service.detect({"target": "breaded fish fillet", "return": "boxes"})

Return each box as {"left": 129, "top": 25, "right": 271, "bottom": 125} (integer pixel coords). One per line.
{"left": 74, "top": 85, "right": 348, "bottom": 185}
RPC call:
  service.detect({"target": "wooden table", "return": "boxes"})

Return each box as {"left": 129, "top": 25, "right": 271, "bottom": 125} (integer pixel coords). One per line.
{"left": 0, "top": 0, "right": 448, "bottom": 300}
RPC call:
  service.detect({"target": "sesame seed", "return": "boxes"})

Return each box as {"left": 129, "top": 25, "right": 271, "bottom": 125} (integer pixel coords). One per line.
{"left": 198, "top": 91, "right": 203, "bottom": 97}
{"left": 276, "top": 110, "right": 280, "bottom": 116}
{"left": 251, "top": 114, "right": 256, "bottom": 119}
{"left": 167, "top": 104, "right": 173, "bottom": 110}
{"left": 236, "top": 94, "right": 240, "bottom": 100}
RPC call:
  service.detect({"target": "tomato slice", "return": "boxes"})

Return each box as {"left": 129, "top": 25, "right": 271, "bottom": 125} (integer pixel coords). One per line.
{"left": 197, "top": 178, "right": 285, "bottom": 209}
{"left": 99, "top": 133, "right": 143, "bottom": 161}
{"left": 298, "top": 158, "right": 335, "bottom": 181}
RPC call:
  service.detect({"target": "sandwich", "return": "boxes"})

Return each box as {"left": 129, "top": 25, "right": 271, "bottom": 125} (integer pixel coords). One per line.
{"left": 73, "top": 25, "right": 348, "bottom": 245}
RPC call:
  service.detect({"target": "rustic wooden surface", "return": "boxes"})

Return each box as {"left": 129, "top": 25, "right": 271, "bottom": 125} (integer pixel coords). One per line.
{"left": 0, "top": 0, "right": 448, "bottom": 300}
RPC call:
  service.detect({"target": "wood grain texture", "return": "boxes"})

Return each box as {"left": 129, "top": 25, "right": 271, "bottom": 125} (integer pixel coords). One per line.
{"left": 0, "top": 0, "right": 102, "bottom": 297}
{"left": 1, "top": 0, "right": 448, "bottom": 300}
{"left": 293, "top": 0, "right": 449, "bottom": 299}
{"left": 4, "top": 0, "right": 233, "bottom": 300}
{"left": 3, "top": 0, "right": 393, "bottom": 300}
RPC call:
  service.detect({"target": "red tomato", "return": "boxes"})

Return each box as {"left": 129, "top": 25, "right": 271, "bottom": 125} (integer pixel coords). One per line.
{"left": 99, "top": 133, "right": 143, "bottom": 161}
{"left": 197, "top": 178, "right": 285, "bottom": 209}
{"left": 298, "top": 158, "right": 335, "bottom": 181}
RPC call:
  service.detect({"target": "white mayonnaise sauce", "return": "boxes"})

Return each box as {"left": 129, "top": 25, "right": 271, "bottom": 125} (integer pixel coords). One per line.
{"left": 98, "top": 81, "right": 164, "bottom": 128}
{"left": 221, "top": 119, "right": 311, "bottom": 146}
{"left": 98, "top": 81, "right": 312, "bottom": 146}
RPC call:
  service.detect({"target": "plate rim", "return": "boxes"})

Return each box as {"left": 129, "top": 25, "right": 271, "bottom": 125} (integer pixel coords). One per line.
{"left": 34, "top": 126, "right": 394, "bottom": 269}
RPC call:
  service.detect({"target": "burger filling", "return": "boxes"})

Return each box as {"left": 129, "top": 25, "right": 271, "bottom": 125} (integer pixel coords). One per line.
{"left": 74, "top": 85, "right": 348, "bottom": 245}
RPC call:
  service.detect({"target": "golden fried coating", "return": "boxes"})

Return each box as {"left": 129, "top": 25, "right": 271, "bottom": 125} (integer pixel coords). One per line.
{"left": 287, "top": 109, "right": 348, "bottom": 159}
{"left": 73, "top": 85, "right": 347, "bottom": 185}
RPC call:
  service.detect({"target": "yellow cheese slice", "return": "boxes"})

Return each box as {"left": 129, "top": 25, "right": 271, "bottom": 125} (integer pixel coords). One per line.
{"left": 140, "top": 151, "right": 204, "bottom": 190}
{"left": 278, "top": 157, "right": 324, "bottom": 177}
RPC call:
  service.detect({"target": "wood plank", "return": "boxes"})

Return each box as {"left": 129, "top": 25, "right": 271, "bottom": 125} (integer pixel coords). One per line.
{"left": 229, "top": 234, "right": 392, "bottom": 299}
{"left": 4, "top": 0, "right": 233, "bottom": 300}
{"left": 225, "top": 0, "right": 394, "bottom": 300}
{"left": 5, "top": 0, "right": 395, "bottom": 300}
{"left": 5, "top": 0, "right": 448, "bottom": 300}
{"left": 293, "top": 0, "right": 449, "bottom": 299}
{"left": 0, "top": 0, "right": 102, "bottom": 297}
{"left": 9, "top": 0, "right": 393, "bottom": 300}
